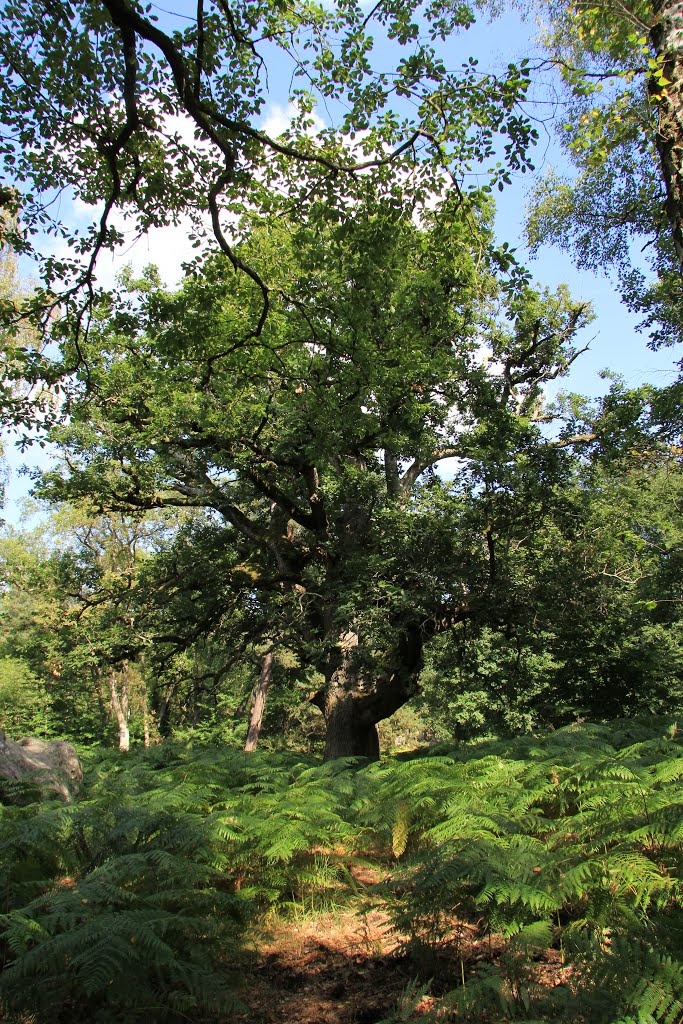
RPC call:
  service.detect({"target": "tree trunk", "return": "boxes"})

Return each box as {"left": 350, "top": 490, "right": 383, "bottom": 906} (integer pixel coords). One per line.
{"left": 651, "top": 0, "right": 683, "bottom": 271}
{"left": 244, "top": 651, "right": 274, "bottom": 752}
{"left": 157, "top": 681, "right": 177, "bottom": 736}
{"left": 140, "top": 652, "right": 151, "bottom": 748}
{"left": 323, "top": 686, "right": 381, "bottom": 760}
{"left": 318, "top": 625, "right": 424, "bottom": 761}
{"left": 108, "top": 668, "right": 130, "bottom": 753}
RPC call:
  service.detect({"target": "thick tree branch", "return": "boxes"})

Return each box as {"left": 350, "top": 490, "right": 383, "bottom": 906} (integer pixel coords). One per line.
{"left": 400, "top": 444, "right": 467, "bottom": 493}
{"left": 240, "top": 465, "right": 317, "bottom": 531}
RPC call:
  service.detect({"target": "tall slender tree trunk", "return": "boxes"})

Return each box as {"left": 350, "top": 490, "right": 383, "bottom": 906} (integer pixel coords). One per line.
{"left": 108, "top": 667, "right": 130, "bottom": 753}
{"left": 244, "top": 651, "right": 274, "bottom": 752}
{"left": 139, "top": 652, "right": 151, "bottom": 747}
{"left": 651, "top": 0, "right": 683, "bottom": 270}
{"left": 157, "top": 681, "right": 177, "bottom": 736}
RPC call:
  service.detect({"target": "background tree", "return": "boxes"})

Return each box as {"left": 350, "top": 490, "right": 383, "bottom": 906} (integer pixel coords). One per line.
{"left": 419, "top": 437, "right": 683, "bottom": 737}
{"left": 0, "top": 523, "right": 103, "bottom": 741}
{"left": 524, "top": 0, "right": 683, "bottom": 345}
{"left": 0, "top": 504, "right": 169, "bottom": 747}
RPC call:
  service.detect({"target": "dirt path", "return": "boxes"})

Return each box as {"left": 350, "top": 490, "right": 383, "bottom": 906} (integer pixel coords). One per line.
{"left": 236, "top": 909, "right": 435, "bottom": 1024}
{"left": 234, "top": 881, "right": 571, "bottom": 1023}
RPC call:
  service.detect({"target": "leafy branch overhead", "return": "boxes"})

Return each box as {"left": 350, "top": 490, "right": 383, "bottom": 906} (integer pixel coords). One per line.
{"left": 0, "top": 0, "right": 537, "bottom": 340}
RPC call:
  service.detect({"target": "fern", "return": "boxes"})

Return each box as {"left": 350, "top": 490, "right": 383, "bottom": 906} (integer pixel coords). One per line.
{"left": 3, "top": 720, "right": 683, "bottom": 1022}
{"left": 363, "top": 720, "right": 683, "bottom": 1022}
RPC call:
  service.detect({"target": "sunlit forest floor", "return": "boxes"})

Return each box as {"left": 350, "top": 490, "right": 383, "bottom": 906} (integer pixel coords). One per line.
{"left": 239, "top": 906, "right": 409, "bottom": 1024}
{"left": 236, "top": 884, "right": 571, "bottom": 1023}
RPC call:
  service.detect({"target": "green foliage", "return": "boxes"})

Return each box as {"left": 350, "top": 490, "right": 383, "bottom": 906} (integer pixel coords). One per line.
{"left": 3, "top": 721, "right": 683, "bottom": 1021}
{"left": 0, "top": 656, "right": 56, "bottom": 737}
{"left": 418, "top": 444, "right": 683, "bottom": 739}
{"left": 0, "top": 0, "right": 539, "bottom": 356}
{"left": 367, "top": 719, "right": 683, "bottom": 1021}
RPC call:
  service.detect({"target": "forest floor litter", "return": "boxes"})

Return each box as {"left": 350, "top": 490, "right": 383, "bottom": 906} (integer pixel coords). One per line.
{"left": 236, "top": 908, "right": 435, "bottom": 1024}
{"left": 234, "top": 904, "right": 572, "bottom": 1023}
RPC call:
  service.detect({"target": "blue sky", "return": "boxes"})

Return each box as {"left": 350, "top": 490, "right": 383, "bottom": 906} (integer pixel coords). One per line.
{"left": 2, "top": 1, "right": 680, "bottom": 523}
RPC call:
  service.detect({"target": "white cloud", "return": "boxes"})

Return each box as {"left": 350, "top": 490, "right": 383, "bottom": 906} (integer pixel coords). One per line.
{"left": 261, "top": 102, "right": 327, "bottom": 140}
{"left": 261, "top": 103, "right": 300, "bottom": 140}
{"left": 93, "top": 216, "right": 203, "bottom": 290}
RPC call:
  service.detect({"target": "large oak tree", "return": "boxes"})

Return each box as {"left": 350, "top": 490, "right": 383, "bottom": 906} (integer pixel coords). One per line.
{"left": 38, "top": 196, "right": 591, "bottom": 757}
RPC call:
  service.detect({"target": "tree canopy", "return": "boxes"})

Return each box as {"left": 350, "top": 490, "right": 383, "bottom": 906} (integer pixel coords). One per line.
{"left": 526, "top": 0, "right": 683, "bottom": 344}
{"left": 0, "top": 0, "right": 538, "bottom": 346}
{"left": 24, "top": 193, "right": 599, "bottom": 756}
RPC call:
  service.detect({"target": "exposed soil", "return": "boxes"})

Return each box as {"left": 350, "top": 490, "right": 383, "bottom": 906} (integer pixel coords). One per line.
{"left": 235, "top": 904, "right": 573, "bottom": 1024}
{"left": 236, "top": 909, "right": 431, "bottom": 1024}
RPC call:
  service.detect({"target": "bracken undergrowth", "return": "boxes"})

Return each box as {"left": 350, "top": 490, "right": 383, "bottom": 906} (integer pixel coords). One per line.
{"left": 1, "top": 717, "right": 682, "bottom": 1023}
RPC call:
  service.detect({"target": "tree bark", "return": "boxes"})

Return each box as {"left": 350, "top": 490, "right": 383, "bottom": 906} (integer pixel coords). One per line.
{"left": 384, "top": 450, "right": 400, "bottom": 500}
{"left": 108, "top": 667, "right": 130, "bottom": 752}
{"left": 322, "top": 674, "right": 381, "bottom": 760}
{"left": 318, "top": 625, "right": 424, "bottom": 761}
{"left": 244, "top": 651, "right": 274, "bottom": 752}
{"left": 651, "top": 0, "right": 683, "bottom": 271}
{"left": 157, "top": 681, "right": 177, "bottom": 736}
{"left": 140, "top": 652, "right": 151, "bottom": 747}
